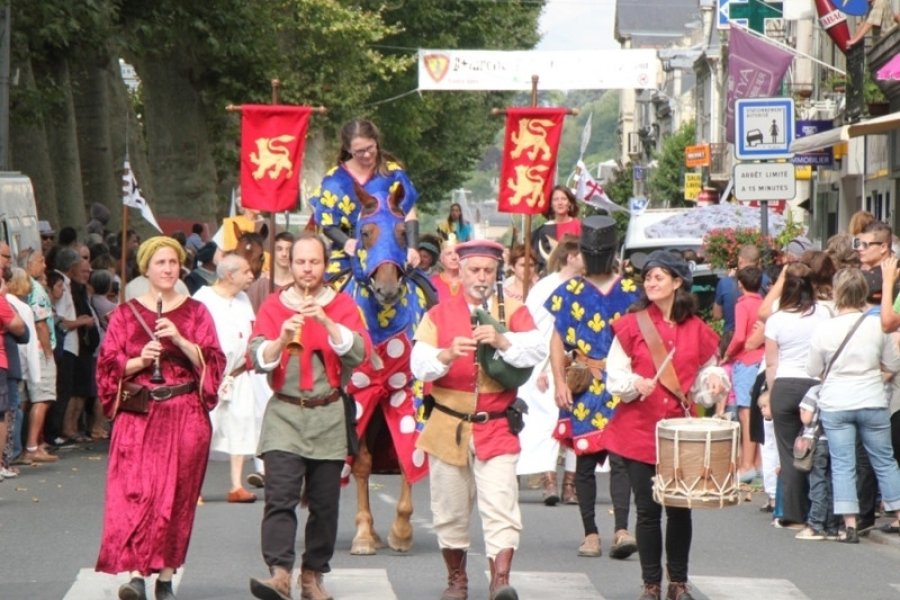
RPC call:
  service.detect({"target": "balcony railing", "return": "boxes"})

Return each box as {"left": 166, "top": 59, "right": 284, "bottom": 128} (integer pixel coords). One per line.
{"left": 709, "top": 143, "right": 731, "bottom": 182}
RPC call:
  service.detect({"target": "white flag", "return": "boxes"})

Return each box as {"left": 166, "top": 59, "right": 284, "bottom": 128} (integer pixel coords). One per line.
{"left": 578, "top": 112, "right": 593, "bottom": 160}
{"left": 122, "top": 160, "right": 163, "bottom": 233}
{"left": 575, "top": 160, "right": 629, "bottom": 214}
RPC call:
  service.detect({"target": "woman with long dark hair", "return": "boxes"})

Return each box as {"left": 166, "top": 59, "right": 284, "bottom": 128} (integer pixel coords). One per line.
{"left": 764, "top": 262, "right": 831, "bottom": 527}
{"left": 438, "top": 202, "right": 473, "bottom": 243}
{"left": 605, "top": 250, "right": 726, "bottom": 600}
{"left": 309, "top": 119, "right": 420, "bottom": 278}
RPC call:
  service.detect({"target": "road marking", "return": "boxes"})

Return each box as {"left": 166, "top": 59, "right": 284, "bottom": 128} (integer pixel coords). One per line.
{"left": 890, "top": 584, "right": 900, "bottom": 594}
{"left": 312, "top": 568, "right": 397, "bottom": 600}
{"left": 691, "top": 576, "right": 811, "bottom": 600}
{"left": 62, "top": 569, "right": 182, "bottom": 600}
{"left": 481, "top": 570, "right": 605, "bottom": 600}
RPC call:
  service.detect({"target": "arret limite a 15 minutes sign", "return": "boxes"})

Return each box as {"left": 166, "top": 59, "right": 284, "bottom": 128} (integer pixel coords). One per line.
{"left": 733, "top": 162, "right": 796, "bottom": 201}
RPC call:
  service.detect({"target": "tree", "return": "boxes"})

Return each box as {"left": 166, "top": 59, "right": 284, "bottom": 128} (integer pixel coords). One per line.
{"left": 647, "top": 120, "right": 695, "bottom": 207}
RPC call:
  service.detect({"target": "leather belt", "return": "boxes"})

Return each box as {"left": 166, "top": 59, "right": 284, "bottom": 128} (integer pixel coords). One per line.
{"left": 229, "top": 363, "right": 248, "bottom": 378}
{"left": 275, "top": 390, "right": 341, "bottom": 408}
{"left": 573, "top": 352, "right": 606, "bottom": 371}
{"left": 149, "top": 381, "right": 197, "bottom": 401}
{"left": 432, "top": 401, "right": 507, "bottom": 446}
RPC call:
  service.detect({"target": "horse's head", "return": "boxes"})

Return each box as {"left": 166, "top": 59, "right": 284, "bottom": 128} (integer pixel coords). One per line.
{"left": 232, "top": 222, "right": 268, "bottom": 279}
{"left": 354, "top": 181, "right": 407, "bottom": 306}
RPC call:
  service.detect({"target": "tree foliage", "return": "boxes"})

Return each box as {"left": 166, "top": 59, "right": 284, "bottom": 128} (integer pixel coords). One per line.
{"left": 647, "top": 120, "right": 695, "bottom": 207}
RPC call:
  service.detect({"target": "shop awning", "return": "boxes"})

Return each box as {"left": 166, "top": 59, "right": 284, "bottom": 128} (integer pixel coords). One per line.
{"left": 788, "top": 111, "right": 900, "bottom": 154}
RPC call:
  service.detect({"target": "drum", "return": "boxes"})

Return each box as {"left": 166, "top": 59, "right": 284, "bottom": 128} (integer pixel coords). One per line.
{"left": 653, "top": 417, "right": 740, "bottom": 509}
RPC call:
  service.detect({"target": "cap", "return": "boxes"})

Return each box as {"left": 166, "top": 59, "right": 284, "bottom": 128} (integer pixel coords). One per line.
{"left": 38, "top": 220, "right": 54, "bottom": 236}
{"left": 455, "top": 239, "right": 505, "bottom": 263}
{"left": 642, "top": 249, "right": 693, "bottom": 287}
{"left": 196, "top": 241, "right": 218, "bottom": 264}
{"left": 580, "top": 215, "right": 617, "bottom": 255}
{"left": 418, "top": 240, "right": 440, "bottom": 259}
{"left": 784, "top": 236, "right": 813, "bottom": 257}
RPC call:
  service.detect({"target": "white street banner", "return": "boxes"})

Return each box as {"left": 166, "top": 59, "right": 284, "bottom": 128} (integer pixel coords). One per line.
{"left": 417, "top": 49, "right": 659, "bottom": 91}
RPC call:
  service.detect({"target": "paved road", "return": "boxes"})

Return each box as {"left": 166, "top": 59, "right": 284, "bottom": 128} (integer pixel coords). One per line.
{"left": 2, "top": 440, "right": 900, "bottom": 599}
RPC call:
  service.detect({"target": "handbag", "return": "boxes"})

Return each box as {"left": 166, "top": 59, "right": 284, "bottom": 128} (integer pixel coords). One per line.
{"left": 791, "top": 311, "right": 868, "bottom": 472}
{"left": 116, "top": 379, "right": 150, "bottom": 415}
{"left": 565, "top": 361, "right": 593, "bottom": 395}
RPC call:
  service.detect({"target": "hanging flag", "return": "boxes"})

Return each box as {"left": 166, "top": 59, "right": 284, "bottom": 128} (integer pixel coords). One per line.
{"left": 575, "top": 160, "right": 629, "bottom": 214}
{"left": 725, "top": 27, "right": 794, "bottom": 142}
{"left": 122, "top": 160, "right": 162, "bottom": 232}
{"left": 240, "top": 104, "right": 313, "bottom": 212}
{"left": 498, "top": 107, "right": 568, "bottom": 214}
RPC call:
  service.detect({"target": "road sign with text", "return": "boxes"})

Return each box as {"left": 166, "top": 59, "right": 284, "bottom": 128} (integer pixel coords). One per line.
{"left": 733, "top": 162, "right": 796, "bottom": 201}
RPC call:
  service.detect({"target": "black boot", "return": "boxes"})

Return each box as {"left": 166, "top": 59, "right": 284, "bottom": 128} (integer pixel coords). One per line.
{"left": 155, "top": 579, "right": 177, "bottom": 600}
{"left": 117, "top": 577, "right": 146, "bottom": 600}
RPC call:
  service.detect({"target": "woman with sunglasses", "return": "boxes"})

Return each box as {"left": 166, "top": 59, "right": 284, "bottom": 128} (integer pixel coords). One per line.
{"left": 309, "top": 119, "right": 420, "bottom": 279}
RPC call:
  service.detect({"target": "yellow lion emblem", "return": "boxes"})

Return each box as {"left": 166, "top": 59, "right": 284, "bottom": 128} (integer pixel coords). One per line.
{"left": 249, "top": 135, "right": 296, "bottom": 180}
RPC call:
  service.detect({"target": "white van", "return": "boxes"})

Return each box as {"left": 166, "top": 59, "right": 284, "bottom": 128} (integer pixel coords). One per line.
{"left": 0, "top": 173, "right": 40, "bottom": 259}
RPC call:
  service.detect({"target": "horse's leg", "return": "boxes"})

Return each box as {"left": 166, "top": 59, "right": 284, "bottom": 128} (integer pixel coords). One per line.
{"left": 387, "top": 472, "right": 414, "bottom": 552}
{"left": 351, "top": 435, "right": 379, "bottom": 555}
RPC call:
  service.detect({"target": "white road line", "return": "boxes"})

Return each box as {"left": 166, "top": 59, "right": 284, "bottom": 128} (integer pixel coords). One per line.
{"left": 691, "top": 575, "right": 811, "bottom": 600}
{"left": 890, "top": 583, "right": 900, "bottom": 594}
{"left": 311, "top": 568, "right": 397, "bottom": 600}
{"left": 481, "top": 570, "right": 605, "bottom": 600}
{"left": 62, "top": 569, "right": 182, "bottom": 600}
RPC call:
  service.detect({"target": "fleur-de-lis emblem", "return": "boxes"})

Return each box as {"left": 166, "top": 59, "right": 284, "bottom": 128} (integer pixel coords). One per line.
{"left": 359, "top": 287, "right": 370, "bottom": 298}
{"left": 412, "top": 379, "right": 423, "bottom": 397}
{"left": 340, "top": 216, "right": 351, "bottom": 229}
{"left": 566, "top": 327, "right": 576, "bottom": 345}
{"left": 591, "top": 413, "right": 608, "bottom": 429}
{"left": 566, "top": 278, "right": 584, "bottom": 294}
{"left": 319, "top": 189, "right": 338, "bottom": 209}
{"left": 550, "top": 295, "right": 563, "bottom": 313}
{"left": 339, "top": 195, "right": 355, "bottom": 215}
{"left": 416, "top": 287, "right": 427, "bottom": 307}
{"left": 387, "top": 162, "right": 401, "bottom": 172}
{"left": 589, "top": 379, "right": 604, "bottom": 395}
{"left": 326, "top": 262, "right": 341, "bottom": 274}
{"left": 320, "top": 212, "right": 334, "bottom": 226}
{"left": 400, "top": 294, "right": 409, "bottom": 306}
{"left": 611, "top": 311, "right": 622, "bottom": 322}
{"left": 357, "top": 249, "right": 368, "bottom": 270}
{"left": 378, "top": 305, "right": 397, "bottom": 328}
{"left": 588, "top": 313, "right": 605, "bottom": 333}
{"left": 571, "top": 302, "right": 585, "bottom": 321}
{"left": 606, "top": 396, "right": 621, "bottom": 410}
{"left": 577, "top": 339, "right": 592, "bottom": 355}
{"left": 621, "top": 278, "right": 637, "bottom": 293}
{"left": 325, "top": 166, "right": 339, "bottom": 177}
{"left": 572, "top": 402, "right": 590, "bottom": 421}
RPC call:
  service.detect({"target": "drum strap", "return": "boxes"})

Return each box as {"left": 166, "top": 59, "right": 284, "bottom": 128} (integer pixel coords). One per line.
{"left": 636, "top": 310, "right": 690, "bottom": 413}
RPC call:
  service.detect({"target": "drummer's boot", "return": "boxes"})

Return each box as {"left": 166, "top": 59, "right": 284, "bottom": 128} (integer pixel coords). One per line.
{"left": 666, "top": 581, "right": 695, "bottom": 600}
{"left": 155, "top": 579, "right": 176, "bottom": 600}
{"left": 562, "top": 471, "right": 578, "bottom": 504}
{"left": 440, "top": 548, "right": 468, "bottom": 599}
{"left": 249, "top": 566, "right": 292, "bottom": 600}
{"left": 488, "top": 548, "right": 518, "bottom": 600}
{"left": 542, "top": 471, "right": 560, "bottom": 506}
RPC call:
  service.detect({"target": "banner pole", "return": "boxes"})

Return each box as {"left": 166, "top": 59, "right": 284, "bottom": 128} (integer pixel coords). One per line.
{"left": 268, "top": 79, "right": 280, "bottom": 293}
{"left": 521, "top": 75, "right": 540, "bottom": 302}
{"left": 120, "top": 205, "right": 129, "bottom": 303}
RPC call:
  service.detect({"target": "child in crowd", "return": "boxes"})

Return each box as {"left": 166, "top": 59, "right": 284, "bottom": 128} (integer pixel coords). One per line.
{"left": 722, "top": 266, "right": 765, "bottom": 482}
{"left": 758, "top": 390, "right": 780, "bottom": 515}
{"left": 795, "top": 392, "right": 840, "bottom": 540}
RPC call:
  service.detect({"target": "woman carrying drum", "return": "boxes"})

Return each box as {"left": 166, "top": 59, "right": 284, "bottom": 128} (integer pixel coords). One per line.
{"left": 605, "top": 250, "right": 727, "bottom": 600}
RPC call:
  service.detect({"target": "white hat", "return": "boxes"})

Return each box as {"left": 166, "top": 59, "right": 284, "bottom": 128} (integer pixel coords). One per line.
{"left": 38, "top": 220, "right": 55, "bottom": 236}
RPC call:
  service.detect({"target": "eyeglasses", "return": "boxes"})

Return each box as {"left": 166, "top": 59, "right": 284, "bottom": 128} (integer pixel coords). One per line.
{"left": 41, "top": 235, "right": 54, "bottom": 240}
{"left": 852, "top": 238, "right": 887, "bottom": 250}
{"left": 350, "top": 144, "right": 377, "bottom": 159}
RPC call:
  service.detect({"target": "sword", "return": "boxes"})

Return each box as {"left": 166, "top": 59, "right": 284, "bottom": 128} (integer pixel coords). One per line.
{"left": 640, "top": 348, "right": 676, "bottom": 401}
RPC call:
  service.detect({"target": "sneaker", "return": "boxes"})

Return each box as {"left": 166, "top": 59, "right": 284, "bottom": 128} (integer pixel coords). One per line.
{"left": 773, "top": 519, "right": 805, "bottom": 530}
{"left": 10, "top": 453, "right": 33, "bottom": 466}
{"left": 738, "top": 469, "right": 759, "bottom": 484}
{"left": 840, "top": 527, "right": 860, "bottom": 544}
{"left": 246, "top": 472, "right": 265, "bottom": 489}
{"left": 759, "top": 502, "right": 774, "bottom": 513}
{"left": 825, "top": 529, "right": 841, "bottom": 540}
{"left": 795, "top": 526, "right": 826, "bottom": 540}
{"left": 610, "top": 529, "right": 638, "bottom": 559}
{"left": 51, "top": 437, "right": 76, "bottom": 449}
{"left": 577, "top": 533, "right": 601, "bottom": 557}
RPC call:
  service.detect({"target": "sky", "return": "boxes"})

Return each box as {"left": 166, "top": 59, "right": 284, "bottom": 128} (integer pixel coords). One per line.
{"left": 537, "top": 0, "right": 619, "bottom": 51}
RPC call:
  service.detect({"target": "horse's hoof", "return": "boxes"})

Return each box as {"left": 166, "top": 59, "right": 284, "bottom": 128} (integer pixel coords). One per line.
{"left": 350, "top": 540, "right": 378, "bottom": 555}
{"left": 388, "top": 532, "right": 413, "bottom": 553}
{"left": 373, "top": 532, "right": 386, "bottom": 549}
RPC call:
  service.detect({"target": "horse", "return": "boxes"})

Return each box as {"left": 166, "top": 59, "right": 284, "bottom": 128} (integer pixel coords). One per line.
{"left": 340, "top": 182, "right": 436, "bottom": 555}
{"left": 229, "top": 221, "right": 268, "bottom": 279}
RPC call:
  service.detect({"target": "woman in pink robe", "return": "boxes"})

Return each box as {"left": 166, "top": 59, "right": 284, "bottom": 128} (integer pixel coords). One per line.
{"left": 95, "top": 237, "right": 224, "bottom": 600}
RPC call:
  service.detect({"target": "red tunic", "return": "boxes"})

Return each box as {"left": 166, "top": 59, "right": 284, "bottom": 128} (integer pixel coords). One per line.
{"left": 554, "top": 218, "right": 582, "bottom": 240}
{"left": 95, "top": 299, "right": 225, "bottom": 576}
{"left": 603, "top": 303, "right": 719, "bottom": 465}
{"left": 430, "top": 272, "right": 462, "bottom": 303}
{"left": 417, "top": 293, "right": 537, "bottom": 464}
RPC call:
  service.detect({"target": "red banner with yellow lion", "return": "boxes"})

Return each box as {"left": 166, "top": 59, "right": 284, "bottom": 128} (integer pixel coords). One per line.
{"left": 498, "top": 107, "right": 568, "bottom": 214}
{"left": 240, "top": 104, "right": 313, "bottom": 212}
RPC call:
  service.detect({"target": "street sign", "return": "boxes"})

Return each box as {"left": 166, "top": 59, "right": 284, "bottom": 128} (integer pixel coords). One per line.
{"left": 793, "top": 120, "right": 834, "bottom": 166}
{"left": 733, "top": 162, "right": 796, "bottom": 201}
{"left": 734, "top": 97, "right": 794, "bottom": 160}
{"left": 684, "top": 173, "right": 702, "bottom": 201}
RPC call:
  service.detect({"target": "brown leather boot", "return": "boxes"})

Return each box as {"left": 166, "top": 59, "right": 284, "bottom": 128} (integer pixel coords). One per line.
{"left": 488, "top": 548, "right": 518, "bottom": 600}
{"left": 542, "top": 471, "right": 560, "bottom": 506}
{"left": 299, "top": 567, "right": 333, "bottom": 600}
{"left": 666, "top": 581, "right": 695, "bottom": 600}
{"left": 440, "top": 548, "right": 468, "bottom": 599}
{"left": 249, "top": 566, "right": 292, "bottom": 600}
{"left": 562, "top": 471, "right": 578, "bottom": 504}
